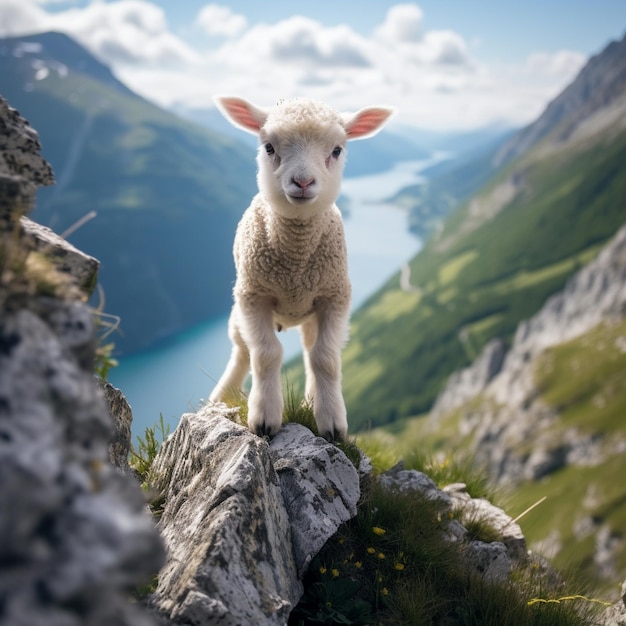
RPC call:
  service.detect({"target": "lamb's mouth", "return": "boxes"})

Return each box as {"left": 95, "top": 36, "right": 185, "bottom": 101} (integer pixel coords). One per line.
{"left": 287, "top": 193, "right": 316, "bottom": 205}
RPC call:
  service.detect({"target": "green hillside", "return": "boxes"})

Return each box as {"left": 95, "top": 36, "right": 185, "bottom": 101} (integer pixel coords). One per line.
{"left": 362, "top": 317, "right": 626, "bottom": 598}
{"left": 0, "top": 32, "right": 256, "bottom": 353}
{"left": 338, "top": 123, "right": 626, "bottom": 431}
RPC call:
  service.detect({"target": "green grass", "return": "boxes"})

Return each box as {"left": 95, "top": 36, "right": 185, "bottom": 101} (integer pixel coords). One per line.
{"left": 372, "top": 319, "right": 626, "bottom": 602}
{"left": 290, "top": 478, "right": 601, "bottom": 625}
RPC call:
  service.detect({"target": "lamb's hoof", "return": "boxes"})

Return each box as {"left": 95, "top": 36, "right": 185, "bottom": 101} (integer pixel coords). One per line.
{"left": 320, "top": 428, "right": 345, "bottom": 443}
{"left": 251, "top": 422, "right": 281, "bottom": 439}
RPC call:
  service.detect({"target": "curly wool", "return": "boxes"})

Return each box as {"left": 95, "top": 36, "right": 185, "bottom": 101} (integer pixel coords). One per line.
{"left": 233, "top": 193, "right": 350, "bottom": 327}
{"left": 262, "top": 98, "right": 345, "bottom": 140}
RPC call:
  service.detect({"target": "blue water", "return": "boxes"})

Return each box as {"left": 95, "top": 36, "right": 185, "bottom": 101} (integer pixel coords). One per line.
{"left": 109, "top": 157, "right": 441, "bottom": 439}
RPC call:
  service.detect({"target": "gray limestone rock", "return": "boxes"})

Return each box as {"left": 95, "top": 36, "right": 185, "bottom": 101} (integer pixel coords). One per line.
{"left": 20, "top": 216, "right": 100, "bottom": 295}
{"left": 100, "top": 380, "right": 134, "bottom": 473}
{"left": 0, "top": 97, "right": 53, "bottom": 220}
{"left": 150, "top": 407, "right": 302, "bottom": 626}
{"left": 444, "top": 482, "right": 527, "bottom": 562}
{"left": 150, "top": 408, "right": 362, "bottom": 625}
{"left": 600, "top": 579, "right": 626, "bottom": 625}
{"left": 380, "top": 462, "right": 454, "bottom": 511}
{"left": 0, "top": 304, "right": 164, "bottom": 626}
{"left": 269, "top": 423, "right": 360, "bottom": 575}
{"left": 379, "top": 469, "right": 525, "bottom": 585}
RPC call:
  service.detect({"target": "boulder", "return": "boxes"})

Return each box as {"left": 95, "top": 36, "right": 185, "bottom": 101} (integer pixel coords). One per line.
{"left": 269, "top": 422, "right": 360, "bottom": 575}
{"left": 379, "top": 466, "right": 527, "bottom": 585}
{"left": 149, "top": 407, "right": 361, "bottom": 625}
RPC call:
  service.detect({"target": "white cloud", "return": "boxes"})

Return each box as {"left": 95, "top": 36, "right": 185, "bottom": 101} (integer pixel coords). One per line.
{"left": 195, "top": 4, "right": 247, "bottom": 38}
{"left": 524, "top": 50, "right": 586, "bottom": 79}
{"left": 375, "top": 3, "right": 423, "bottom": 43}
{"left": 0, "top": 0, "right": 198, "bottom": 66}
{"left": 54, "top": 0, "right": 199, "bottom": 65}
{"left": 0, "top": 0, "right": 50, "bottom": 36}
{"left": 0, "top": 1, "right": 590, "bottom": 130}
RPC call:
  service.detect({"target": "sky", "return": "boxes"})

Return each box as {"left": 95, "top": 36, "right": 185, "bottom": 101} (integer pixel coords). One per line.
{"left": 1, "top": 0, "right": 625, "bottom": 130}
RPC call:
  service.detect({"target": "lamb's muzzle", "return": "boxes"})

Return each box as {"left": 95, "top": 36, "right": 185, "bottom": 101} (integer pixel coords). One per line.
{"left": 209, "top": 96, "right": 394, "bottom": 440}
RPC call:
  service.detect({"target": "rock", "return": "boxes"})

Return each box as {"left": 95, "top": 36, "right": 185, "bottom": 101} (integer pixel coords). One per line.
{"left": 0, "top": 303, "right": 164, "bottom": 626}
{"left": 0, "top": 99, "right": 163, "bottom": 626}
{"left": 0, "top": 98, "right": 53, "bottom": 222}
{"left": 19, "top": 216, "right": 100, "bottom": 295}
{"left": 443, "top": 483, "right": 527, "bottom": 562}
{"left": 380, "top": 462, "right": 453, "bottom": 510}
{"left": 379, "top": 468, "right": 525, "bottom": 585}
{"left": 150, "top": 407, "right": 302, "bottom": 626}
{"left": 100, "top": 380, "right": 134, "bottom": 474}
{"left": 464, "top": 541, "right": 511, "bottom": 582}
{"left": 269, "top": 423, "right": 360, "bottom": 575}
{"left": 600, "top": 578, "right": 626, "bottom": 625}
{"left": 150, "top": 407, "right": 362, "bottom": 625}
{"left": 431, "top": 338, "right": 506, "bottom": 419}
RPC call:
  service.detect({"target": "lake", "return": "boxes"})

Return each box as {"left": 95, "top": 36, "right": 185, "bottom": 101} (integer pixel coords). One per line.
{"left": 109, "top": 157, "right": 440, "bottom": 439}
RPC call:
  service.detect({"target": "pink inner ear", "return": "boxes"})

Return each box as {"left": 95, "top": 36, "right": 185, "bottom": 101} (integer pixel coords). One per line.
{"left": 346, "top": 108, "right": 394, "bottom": 139}
{"left": 218, "top": 98, "right": 264, "bottom": 134}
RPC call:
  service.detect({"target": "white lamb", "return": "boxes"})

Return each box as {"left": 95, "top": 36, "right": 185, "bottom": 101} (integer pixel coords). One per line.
{"left": 209, "top": 96, "right": 394, "bottom": 440}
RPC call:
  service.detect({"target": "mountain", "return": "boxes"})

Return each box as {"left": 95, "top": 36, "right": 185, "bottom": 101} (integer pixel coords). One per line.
{"left": 0, "top": 32, "right": 256, "bottom": 354}
{"left": 494, "top": 33, "right": 626, "bottom": 167}
{"left": 404, "top": 223, "right": 626, "bottom": 595}
{"left": 327, "top": 32, "right": 626, "bottom": 430}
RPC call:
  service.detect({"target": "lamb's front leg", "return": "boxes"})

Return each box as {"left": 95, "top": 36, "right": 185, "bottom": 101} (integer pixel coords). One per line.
{"left": 301, "top": 305, "right": 349, "bottom": 441}
{"left": 239, "top": 297, "right": 284, "bottom": 438}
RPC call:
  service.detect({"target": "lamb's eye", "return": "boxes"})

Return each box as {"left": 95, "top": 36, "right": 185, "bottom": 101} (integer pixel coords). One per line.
{"left": 332, "top": 146, "right": 342, "bottom": 159}
{"left": 265, "top": 143, "right": 275, "bottom": 155}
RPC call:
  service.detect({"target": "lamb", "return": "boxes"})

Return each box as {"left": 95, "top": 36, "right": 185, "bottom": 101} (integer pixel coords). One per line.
{"left": 209, "top": 96, "right": 394, "bottom": 440}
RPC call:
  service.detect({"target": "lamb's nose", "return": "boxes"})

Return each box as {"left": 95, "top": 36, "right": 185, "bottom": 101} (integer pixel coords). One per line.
{"left": 293, "top": 176, "right": 315, "bottom": 190}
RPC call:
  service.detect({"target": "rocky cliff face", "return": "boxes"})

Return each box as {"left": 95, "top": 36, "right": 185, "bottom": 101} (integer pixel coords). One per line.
{"left": 431, "top": 223, "right": 626, "bottom": 483}
{"left": 429, "top": 222, "right": 626, "bottom": 593}
{"left": 0, "top": 98, "right": 164, "bottom": 626}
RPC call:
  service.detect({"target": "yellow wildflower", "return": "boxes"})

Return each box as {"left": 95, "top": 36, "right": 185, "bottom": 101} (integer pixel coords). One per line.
{"left": 319, "top": 566, "right": 327, "bottom": 574}
{"left": 355, "top": 561, "right": 362, "bottom": 568}
{"left": 382, "top": 588, "right": 389, "bottom": 596}
{"left": 367, "top": 547, "right": 376, "bottom": 554}
{"left": 372, "top": 526, "right": 386, "bottom": 536}
{"left": 377, "top": 552, "right": 385, "bottom": 560}
{"left": 331, "top": 568, "right": 340, "bottom": 578}
{"left": 394, "top": 563, "right": 405, "bottom": 571}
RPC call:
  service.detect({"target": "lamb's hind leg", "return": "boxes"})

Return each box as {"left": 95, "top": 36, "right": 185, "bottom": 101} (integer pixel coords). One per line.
{"left": 210, "top": 306, "right": 250, "bottom": 403}
{"left": 302, "top": 307, "right": 349, "bottom": 441}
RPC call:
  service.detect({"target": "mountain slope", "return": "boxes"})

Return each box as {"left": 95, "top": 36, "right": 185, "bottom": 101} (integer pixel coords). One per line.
{"left": 400, "top": 224, "right": 626, "bottom": 596}
{"left": 0, "top": 32, "right": 256, "bottom": 353}
{"left": 335, "top": 33, "right": 626, "bottom": 431}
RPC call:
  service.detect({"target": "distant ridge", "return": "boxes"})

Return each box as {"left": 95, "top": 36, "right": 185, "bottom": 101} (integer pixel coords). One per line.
{"left": 494, "top": 31, "right": 626, "bottom": 166}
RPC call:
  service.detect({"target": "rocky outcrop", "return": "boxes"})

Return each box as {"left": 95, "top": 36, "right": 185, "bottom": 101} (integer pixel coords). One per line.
{"left": 427, "top": 221, "right": 626, "bottom": 595}
{"left": 380, "top": 463, "right": 528, "bottom": 584}
{"left": 0, "top": 98, "right": 164, "bottom": 626}
{"left": 148, "top": 406, "right": 360, "bottom": 625}
{"left": 431, "top": 223, "right": 626, "bottom": 480}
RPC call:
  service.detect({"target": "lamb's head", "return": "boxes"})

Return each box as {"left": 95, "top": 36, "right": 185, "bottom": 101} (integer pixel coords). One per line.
{"left": 215, "top": 96, "right": 394, "bottom": 219}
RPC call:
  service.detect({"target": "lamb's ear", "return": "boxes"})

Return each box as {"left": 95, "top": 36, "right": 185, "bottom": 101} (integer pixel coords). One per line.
{"left": 214, "top": 96, "right": 269, "bottom": 135}
{"left": 343, "top": 106, "right": 396, "bottom": 140}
